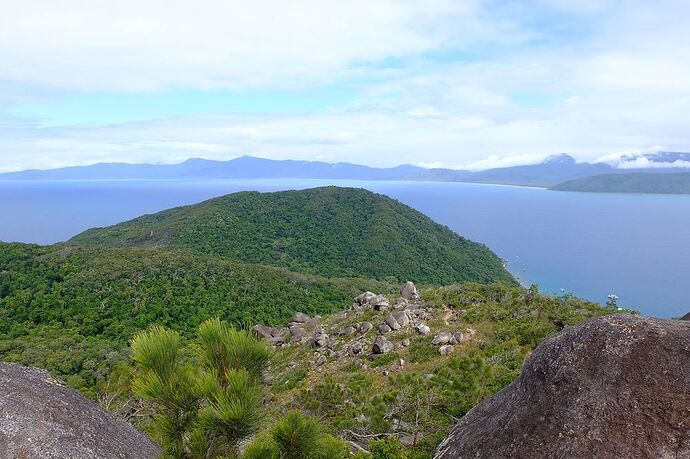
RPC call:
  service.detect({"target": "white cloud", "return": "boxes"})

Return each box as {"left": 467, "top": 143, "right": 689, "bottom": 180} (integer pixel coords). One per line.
{"left": 2, "top": 1, "right": 690, "bottom": 171}
{"left": 0, "top": 0, "right": 515, "bottom": 91}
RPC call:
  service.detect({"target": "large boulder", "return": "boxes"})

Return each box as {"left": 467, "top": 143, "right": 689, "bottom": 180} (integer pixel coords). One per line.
{"left": 0, "top": 362, "right": 159, "bottom": 459}
{"left": 435, "top": 314, "right": 690, "bottom": 458}
{"left": 401, "top": 281, "right": 420, "bottom": 300}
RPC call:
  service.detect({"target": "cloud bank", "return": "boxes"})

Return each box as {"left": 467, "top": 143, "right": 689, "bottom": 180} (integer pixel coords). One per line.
{"left": 1, "top": 0, "right": 690, "bottom": 172}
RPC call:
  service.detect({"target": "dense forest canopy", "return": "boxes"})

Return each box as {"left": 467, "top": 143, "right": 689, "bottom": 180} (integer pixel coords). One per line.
{"left": 69, "top": 187, "right": 515, "bottom": 286}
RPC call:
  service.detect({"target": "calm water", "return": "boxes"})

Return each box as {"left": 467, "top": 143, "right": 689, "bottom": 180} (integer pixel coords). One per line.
{"left": 1, "top": 179, "right": 689, "bottom": 318}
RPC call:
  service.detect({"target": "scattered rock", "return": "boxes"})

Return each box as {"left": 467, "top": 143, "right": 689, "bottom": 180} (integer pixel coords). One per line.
{"left": 401, "top": 338, "right": 411, "bottom": 347}
{"left": 378, "top": 324, "right": 392, "bottom": 334}
{"left": 385, "top": 314, "right": 402, "bottom": 331}
{"left": 340, "top": 326, "right": 356, "bottom": 336}
{"left": 359, "top": 321, "right": 373, "bottom": 334}
{"left": 355, "top": 292, "right": 376, "bottom": 306}
{"left": 449, "top": 332, "right": 464, "bottom": 345}
{"left": 315, "top": 355, "right": 327, "bottom": 366}
{"left": 314, "top": 332, "right": 329, "bottom": 348}
{"left": 432, "top": 332, "right": 452, "bottom": 345}
{"left": 416, "top": 324, "right": 431, "bottom": 335}
{"left": 291, "top": 312, "right": 311, "bottom": 323}
{"left": 289, "top": 326, "right": 306, "bottom": 338}
{"left": 0, "top": 363, "right": 159, "bottom": 459}
{"left": 435, "top": 314, "right": 690, "bottom": 459}
{"left": 372, "top": 336, "right": 393, "bottom": 354}
{"left": 439, "top": 344, "right": 454, "bottom": 356}
{"left": 401, "top": 281, "right": 420, "bottom": 300}
{"left": 253, "top": 324, "right": 274, "bottom": 340}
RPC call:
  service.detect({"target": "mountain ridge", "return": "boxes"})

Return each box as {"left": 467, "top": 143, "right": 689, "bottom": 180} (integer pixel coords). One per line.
{"left": 3, "top": 152, "right": 690, "bottom": 187}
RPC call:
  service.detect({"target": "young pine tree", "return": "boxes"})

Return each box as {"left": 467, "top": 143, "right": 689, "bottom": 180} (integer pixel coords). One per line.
{"left": 130, "top": 318, "right": 271, "bottom": 458}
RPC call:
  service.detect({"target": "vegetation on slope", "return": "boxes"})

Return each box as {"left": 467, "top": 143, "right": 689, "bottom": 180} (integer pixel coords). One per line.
{"left": 263, "top": 283, "right": 623, "bottom": 457}
{"left": 550, "top": 172, "right": 690, "bottom": 194}
{"left": 69, "top": 187, "right": 515, "bottom": 285}
{"left": 0, "top": 242, "right": 391, "bottom": 396}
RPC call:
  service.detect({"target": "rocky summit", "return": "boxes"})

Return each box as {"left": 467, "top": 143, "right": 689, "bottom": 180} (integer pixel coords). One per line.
{"left": 0, "top": 362, "right": 159, "bottom": 459}
{"left": 435, "top": 314, "right": 690, "bottom": 459}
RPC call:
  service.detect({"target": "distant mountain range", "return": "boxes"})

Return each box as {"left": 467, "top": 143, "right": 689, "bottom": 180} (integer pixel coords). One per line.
{"left": 3, "top": 151, "right": 690, "bottom": 188}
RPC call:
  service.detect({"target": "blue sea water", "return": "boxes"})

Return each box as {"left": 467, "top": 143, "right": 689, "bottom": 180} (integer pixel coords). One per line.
{"left": 1, "top": 178, "right": 689, "bottom": 318}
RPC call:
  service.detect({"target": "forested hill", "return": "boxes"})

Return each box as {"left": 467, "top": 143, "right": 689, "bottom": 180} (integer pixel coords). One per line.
{"left": 550, "top": 172, "right": 690, "bottom": 194}
{"left": 69, "top": 187, "right": 515, "bottom": 285}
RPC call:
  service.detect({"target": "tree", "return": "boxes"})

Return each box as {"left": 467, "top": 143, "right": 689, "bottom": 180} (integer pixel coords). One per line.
{"left": 242, "top": 411, "right": 349, "bottom": 459}
{"left": 130, "top": 318, "right": 271, "bottom": 458}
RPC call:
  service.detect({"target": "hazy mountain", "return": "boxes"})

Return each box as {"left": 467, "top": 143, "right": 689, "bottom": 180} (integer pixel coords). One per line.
{"left": 550, "top": 171, "right": 690, "bottom": 194}
{"left": 2, "top": 152, "right": 689, "bottom": 187}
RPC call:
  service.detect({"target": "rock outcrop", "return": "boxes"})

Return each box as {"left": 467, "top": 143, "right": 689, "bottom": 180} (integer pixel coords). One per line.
{"left": 435, "top": 314, "right": 690, "bottom": 458}
{"left": 0, "top": 362, "right": 159, "bottom": 459}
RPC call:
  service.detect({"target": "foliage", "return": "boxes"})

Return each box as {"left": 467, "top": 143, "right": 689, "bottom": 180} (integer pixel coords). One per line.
{"left": 0, "top": 242, "right": 389, "bottom": 395}
{"left": 242, "top": 412, "right": 349, "bottom": 459}
{"left": 131, "top": 318, "right": 271, "bottom": 458}
{"left": 69, "top": 187, "right": 516, "bottom": 285}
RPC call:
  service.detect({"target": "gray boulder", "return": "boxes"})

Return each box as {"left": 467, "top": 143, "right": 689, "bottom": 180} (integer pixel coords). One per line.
{"left": 0, "top": 362, "right": 159, "bottom": 459}
{"left": 291, "top": 312, "right": 311, "bottom": 323}
{"left": 378, "top": 324, "right": 392, "bottom": 334}
{"left": 401, "top": 281, "right": 419, "bottom": 300}
{"left": 289, "top": 326, "right": 306, "bottom": 338}
{"left": 432, "top": 332, "right": 452, "bottom": 345}
{"left": 372, "top": 336, "right": 393, "bottom": 354}
{"left": 253, "top": 324, "right": 274, "bottom": 340}
{"left": 355, "top": 292, "right": 376, "bottom": 306}
{"left": 449, "top": 332, "right": 464, "bottom": 345}
{"left": 435, "top": 314, "right": 690, "bottom": 459}
{"left": 439, "top": 344, "right": 454, "bottom": 355}
{"left": 416, "top": 323, "right": 431, "bottom": 335}
{"left": 385, "top": 314, "right": 402, "bottom": 331}
{"left": 359, "top": 321, "right": 373, "bottom": 334}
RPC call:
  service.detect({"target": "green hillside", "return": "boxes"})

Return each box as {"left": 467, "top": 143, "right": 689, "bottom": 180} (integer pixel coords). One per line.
{"left": 69, "top": 187, "right": 515, "bottom": 286}
{"left": 550, "top": 172, "right": 690, "bottom": 194}
{"left": 0, "top": 242, "right": 391, "bottom": 395}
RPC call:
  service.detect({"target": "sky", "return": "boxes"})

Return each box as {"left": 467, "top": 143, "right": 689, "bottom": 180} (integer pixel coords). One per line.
{"left": 1, "top": 0, "right": 690, "bottom": 172}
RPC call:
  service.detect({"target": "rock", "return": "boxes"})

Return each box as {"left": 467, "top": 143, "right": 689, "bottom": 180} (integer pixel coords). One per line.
{"left": 359, "top": 321, "right": 373, "bottom": 334}
{"left": 291, "top": 312, "right": 311, "bottom": 323}
{"left": 267, "top": 335, "right": 285, "bottom": 346}
{"left": 378, "top": 324, "right": 392, "bottom": 334}
{"left": 270, "top": 327, "right": 284, "bottom": 337}
{"left": 253, "top": 324, "right": 274, "bottom": 340}
{"left": 439, "top": 344, "right": 454, "bottom": 355}
{"left": 401, "top": 281, "right": 419, "bottom": 300}
{"left": 435, "top": 314, "right": 690, "bottom": 459}
{"left": 316, "top": 355, "right": 327, "bottom": 366}
{"left": 372, "top": 336, "right": 393, "bottom": 354}
{"left": 373, "top": 295, "right": 390, "bottom": 311}
{"left": 0, "top": 362, "right": 159, "bottom": 459}
{"left": 393, "top": 298, "right": 408, "bottom": 309}
{"left": 333, "top": 311, "right": 348, "bottom": 321}
{"left": 392, "top": 311, "right": 410, "bottom": 327}
{"left": 314, "top": 332, "right": 329, "bottom": 348}
{"left": 385, "top": 314, "right": 401, "bottom": 330}
{"left": 416, "top": 323, "right": 431, "bottom": 335}
{"left": 401, "top": 338, "right": 411, "bottom": 347}
{"left": 449, "top": 332, "right": 464, "bottom": 345}
{"left": 289, "top": 326, "right": 306, "bottom": 338}
{"left": 432, "top": 332, "right": 452, "bottom": 345}
{"left": 340, "top": 326, "right": 356, "bottom": 336}
{"left": 350, "top": 341, "right": 364, "bottom": 355}
{"left": 355, "top": 292, "right": 376, "bottom": 306}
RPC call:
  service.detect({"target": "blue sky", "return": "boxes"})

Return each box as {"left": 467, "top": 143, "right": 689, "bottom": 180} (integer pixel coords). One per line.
{"left": 1, "top": 0, "right": 690, "bottom": 172}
